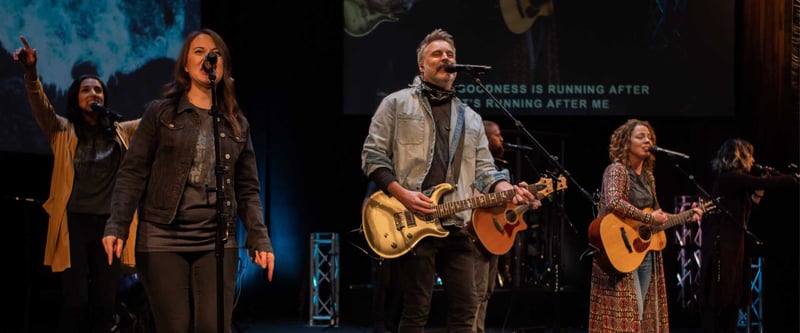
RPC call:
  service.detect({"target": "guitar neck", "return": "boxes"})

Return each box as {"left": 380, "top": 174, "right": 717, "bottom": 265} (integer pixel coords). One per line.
{"left": 657, "top": 206, "right": 703, "bottom": 231}
{"left": 434, "top": 190, "right": 513, "bottom": 218}
{"left": 432, "top": 178, "right": 559, "bottom": 219}
{"left": 657, "top": 198, "right": 715, "bottom": 231}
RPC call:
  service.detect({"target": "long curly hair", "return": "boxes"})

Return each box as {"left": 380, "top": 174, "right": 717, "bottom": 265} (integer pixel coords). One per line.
{"left": 608, "top": 118, "right": 657, "bottom": 173}
{"left": 711, "top": 138, "right": 754, "bottom": 173}
{"left": 151, "top": 28, "right": 243, "bottom": 138}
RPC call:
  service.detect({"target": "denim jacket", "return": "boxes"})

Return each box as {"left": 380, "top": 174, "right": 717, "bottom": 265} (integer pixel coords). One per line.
{"left": 361, "top": 76, "right": 508, "bottom": 227}
{"left": 105, "top": 98, "right": 272, "bottom": 253}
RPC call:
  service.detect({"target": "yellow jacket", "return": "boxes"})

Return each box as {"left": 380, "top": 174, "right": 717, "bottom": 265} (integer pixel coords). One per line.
{"left": 26, "top": 77, "right": 140, "bottom": 272}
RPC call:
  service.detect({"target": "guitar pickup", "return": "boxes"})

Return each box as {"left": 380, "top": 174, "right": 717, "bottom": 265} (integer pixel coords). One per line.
{"left": 394, "top": 212, "right": 410, "bottom": 231}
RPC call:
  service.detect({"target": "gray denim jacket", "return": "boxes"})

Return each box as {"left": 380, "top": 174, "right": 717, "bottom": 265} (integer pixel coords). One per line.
{"left": 361, "top": 76, "right": 508, "bottom": 227}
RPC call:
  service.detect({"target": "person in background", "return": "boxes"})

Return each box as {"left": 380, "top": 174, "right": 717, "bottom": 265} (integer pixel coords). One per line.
{"left": 588, "top": 118, "right": 703, "bottom": 333}
{"left": 472, "top": 119, "right": 542, "bottom": 333}
{"left": 13, "top": 35, "right": 140, "bottom": 333}
{"left": 698, "top": 138, "right": 799, "bottom": 333}
{"left": 361, "top": 28, "right": 536, "bottom": 333}
{"left": 101, "top": 28, "right": 275, "bottom": 333}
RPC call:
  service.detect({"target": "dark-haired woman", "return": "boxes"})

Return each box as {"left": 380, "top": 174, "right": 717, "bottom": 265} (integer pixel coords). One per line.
{"left": 14, "top": 35, "right": 140, "bottom": 332}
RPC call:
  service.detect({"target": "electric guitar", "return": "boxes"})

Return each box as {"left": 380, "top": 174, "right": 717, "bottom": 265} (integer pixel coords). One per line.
{"left": 587, "top": 198, "right": 716, "bottom": 273}
{"left": 362, "top": 179, "right": 558, "bottom": 259}
{"left": 499, "top": 0, "right": 554, "bottom": 34}
{"left": 343, "top": 0, "right": 414, "bottom": 37}
{"left": 468, "top": 175, "right": 567, "bottom": 255}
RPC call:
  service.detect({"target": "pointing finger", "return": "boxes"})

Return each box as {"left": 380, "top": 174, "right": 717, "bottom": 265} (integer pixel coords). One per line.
{"left": 19, "top": 35, "right": 30, "bottom": 49}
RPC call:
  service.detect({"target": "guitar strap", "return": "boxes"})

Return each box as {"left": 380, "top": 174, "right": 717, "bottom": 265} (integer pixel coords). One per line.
{"left": 447, "top": 102, "right": 466, "bottom": 186}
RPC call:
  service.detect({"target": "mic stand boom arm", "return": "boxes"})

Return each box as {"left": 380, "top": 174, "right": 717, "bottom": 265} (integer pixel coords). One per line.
{"left": 466, "top": 75, "right": 597, "bottom": 227}
{"left": 666, "top": 156, "right": 762, "bottom": 245}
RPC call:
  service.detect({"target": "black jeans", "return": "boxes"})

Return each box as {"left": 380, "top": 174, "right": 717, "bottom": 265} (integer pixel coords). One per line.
{"left": 60, "top": 213, "right": 121, "bottom": 333}
{"left": 136, "top": 249, "right": 238, "bottom": 333}
{"left": 372, "top": 257, "right": 402, "bottom": 333}
{"left": 397, "top": 228, "right": 477, "bottom": 333}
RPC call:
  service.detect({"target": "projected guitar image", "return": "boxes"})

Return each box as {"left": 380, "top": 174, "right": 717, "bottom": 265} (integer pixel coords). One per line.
{"left": 499, "top": 0, "right": 554, "bottom": 34}
{"left": 343, "top": 0, "right": 417, "bottom": 37}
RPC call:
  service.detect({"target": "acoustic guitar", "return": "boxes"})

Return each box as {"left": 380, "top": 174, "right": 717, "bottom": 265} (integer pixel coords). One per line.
{"left": 499, "top": 0, "right": 554, "bottom": 34}
{"left": 468, "top": 175, "right": 567, "bottom": 255}
{"left": 587, "top": 198, "right": 716, "bottom": 273}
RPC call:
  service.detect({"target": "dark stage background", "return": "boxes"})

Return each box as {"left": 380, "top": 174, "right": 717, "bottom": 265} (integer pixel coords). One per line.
{"left": 2, "top": 1, "right": 798, "bottom": 332}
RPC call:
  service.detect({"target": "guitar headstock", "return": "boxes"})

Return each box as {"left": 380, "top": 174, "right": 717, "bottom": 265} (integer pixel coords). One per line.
{"left": 555, "top": 175, "right": 567, "bottom": 192}
{"left": 531, "top": 175, "right": 568, "bottom": 200}
{"left": 699, "top": 197, "right": 719, "bottom": 213}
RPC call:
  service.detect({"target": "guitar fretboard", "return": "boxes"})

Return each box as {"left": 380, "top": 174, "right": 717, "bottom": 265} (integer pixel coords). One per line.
{"left": 430, "top": 182, "right": 554, "bottom": 219}
{"left": 432, "top": 190, "right": 513, "bottom": 218}
{"left": 655, "top": 199, "right": 714, "bottom": 231}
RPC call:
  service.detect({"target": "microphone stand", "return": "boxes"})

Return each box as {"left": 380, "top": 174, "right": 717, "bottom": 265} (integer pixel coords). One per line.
{"left": 463, "top": 71, "right": 593, "bottom": 332}
{"left": 663, "top": 155, "right": 762, "bottom": 245}
{"left": 464, "top": 73, "right": 596, "bottom": 228}
{"left": 207, "top": 67, "right": 230, "bottom": 333}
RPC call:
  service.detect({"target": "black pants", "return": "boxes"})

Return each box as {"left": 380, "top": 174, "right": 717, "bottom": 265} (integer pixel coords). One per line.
{"left": 372, "top": 257, "right": 402, "bottom": 333}
{"left": 136, "top": 249, "right": 238, "bottom": 333}
{"left": 397, "top": 228, "right": 477, "bottom": 333}
{"left": 60, "top": 213, "right": 121, "bottom": 333}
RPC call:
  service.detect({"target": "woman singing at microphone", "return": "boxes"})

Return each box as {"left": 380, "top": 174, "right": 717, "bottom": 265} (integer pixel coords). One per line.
{"left": 698, "top": 138, "right": 799, "bottom": 333}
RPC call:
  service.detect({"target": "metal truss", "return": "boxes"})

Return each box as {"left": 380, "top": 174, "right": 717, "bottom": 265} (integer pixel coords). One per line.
{"left": 309, "top": 232, "right": 340, "bottom": 327}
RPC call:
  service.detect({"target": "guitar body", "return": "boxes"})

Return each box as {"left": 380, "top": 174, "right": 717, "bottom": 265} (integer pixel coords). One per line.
{"left": 469, "top": 202, "right": 528, "bottom": 255}
{"left": 363, "top": 176, "right": 571, "bottom": 259}
{"left": 588, "top": 199, "right": 714, "bottom": 273}
{"left": 344, "top": 14, "right": 398, "bottom": 38}
{"left": 362, "top": 183, "right": 452, "bottom": 259}
{"left": 588, "top": 208, "right": 667, "bottom": 273}
{"left": 468, "top": 175, "right": 567, "bottom": 256}
{"left": 499, "top": 0, "right": 554, "bottom": 34}
{"left": 343, "top": 0, "right": 412, "bottom": 37}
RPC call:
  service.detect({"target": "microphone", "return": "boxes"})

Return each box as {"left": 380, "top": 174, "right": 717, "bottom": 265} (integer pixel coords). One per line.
{"left": 89, "top": 102, "right": 123, "bottom": 121}
{"left": 504, "top": 142, "right": 535, "bottom": 151}
{"left": 202, "top": 51, "right": 218, "bottom": 73}
{"left": 752, "top": 163, "right": 778, "bottom": 175}
{"left": 648, "top": 146, "right": 690, "bottom": 159}
{"left": 444, "top": 63, "right": 492, "bottom": 74}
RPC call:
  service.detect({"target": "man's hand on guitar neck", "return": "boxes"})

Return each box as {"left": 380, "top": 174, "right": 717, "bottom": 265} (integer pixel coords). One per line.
{"left": 528, "top": 197, "right": 543, "bottom": 210}
{"left": 493, "top": 180, "right": 536, "bottom": 205}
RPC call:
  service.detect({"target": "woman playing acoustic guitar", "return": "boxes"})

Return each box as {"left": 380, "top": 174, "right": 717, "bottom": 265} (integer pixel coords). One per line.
{"left": 588, "top": 118, "right": 704, "bottom": 333}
